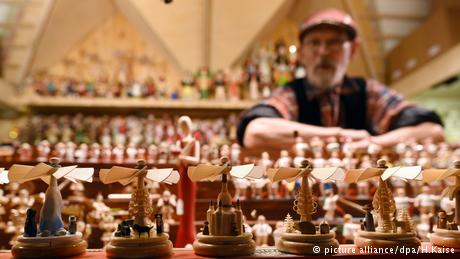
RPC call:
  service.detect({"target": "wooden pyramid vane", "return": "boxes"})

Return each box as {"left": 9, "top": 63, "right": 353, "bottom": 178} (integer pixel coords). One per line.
{"left": 8, "top": 157, "right": 94, "bottom": 185}
{"left": 187, "top": 156, "right": 264, "bottom": 182}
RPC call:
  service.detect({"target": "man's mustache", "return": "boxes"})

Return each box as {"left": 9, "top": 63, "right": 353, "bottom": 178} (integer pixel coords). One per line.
{"left": 315, "top": 60, "right": 336, "bottom": 69}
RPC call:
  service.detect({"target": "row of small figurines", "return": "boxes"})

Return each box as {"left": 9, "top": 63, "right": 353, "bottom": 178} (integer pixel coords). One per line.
{"left": 290, "top": 136, "right": 459, "bottom": 168}
{"left": 31, "top": 38, "right": 301, "bottom": 101}
{"left": 30, "top": 69, "right": 273, "bottom": 102}
{"left": 11, "top": 141, "right": 237, "bottom": 164}
{"left": 16, "top": 114, "right": 236, "bottom": 148}
{"left": 10, "top": 140, "right": 460, "bottom": 170}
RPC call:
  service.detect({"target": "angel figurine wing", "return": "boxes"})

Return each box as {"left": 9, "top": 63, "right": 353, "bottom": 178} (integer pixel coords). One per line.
{"left": 99, "top": 166, "right": 140, "bottom": 185}
{"left": 311, "top": 167, "right": 346, "bottom": 181}
{"left": 344, "top": 168, "right": 384, "bottom": 183}
{"left": 8, "top": 163, "right": 52, "bottom": 183}
{"left": 60, "top": 168, "right": 94, "bottom": 183}
{"left": 381, "top": 166, "right": 422, "bottom": 181}
{"left": 422, "top": 167, "right": 460, "bottom": 200}
{"left": 230, "top": 164, "right": 264, "bottom": 179}
{"left": 0, "top": 168, "right": 9, "bottom": 184}
{"left": 267, "top": 167, "right": 303, "bottom": 183}
{"left": 146, "top": 168, "right": 180, "bottom": 184}
{"left": 268, "top": 167, "right": 345, "bottom": 183}
{"left": 8, "top": 162, "right": 94, "bottom": 184}
{"left": 422, "top": 168, "right": 460, "bottom": 182}
{"left": 188, "top": 162, "right": 263, "bottom": 182}
{"left": 187, "top": 164, "right": 227, "bottom": 182}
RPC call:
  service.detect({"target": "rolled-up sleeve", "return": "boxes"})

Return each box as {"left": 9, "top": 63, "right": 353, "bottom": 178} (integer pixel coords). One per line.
{"left": 366, "top": 79, "right": 443, "bottom": 133}
{"left": 236, "top": 86, "right": 297, "bottom": 146}
{"left": 388, "top": 106, "right": 443, "bottom": 130}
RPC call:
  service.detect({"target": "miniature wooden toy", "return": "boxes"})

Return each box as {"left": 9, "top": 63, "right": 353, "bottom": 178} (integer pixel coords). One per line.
{"left": 342, "top": 214, "right": 360, "bottom": 244}
{"left": 233, "top": 176, "right": 250, "bottom": 201}
{"left": 322, "top": 184, "right": 339, "bottom": 222}
{"left": 156, "top": 190, "right": 177, "bottom": 224}
{"left": 0, "top": 167, "right": 8, "bottom": 184}
{"left": 8, "top": 188, "right": 35, "bottom": 240}
{"left": 414, "top": 185, "right": 436, "bottom": 214}
{"left": 36, "top": 140, "right": 51, "bottom": 162}
{"left": 345, "top": 159, "right": 422, "bottom": 250}
{"left": 267, "top": 160, "right": 344, "bottom": 255}
{"left": 99, "top": 160, "right": 179, "bottom": 258}
{"left": 272, "top": 221, "right": 285, "bottom": 246}
{"left": 394, "top": 187, "right": 413, "bottom": 212}
{"left": 275, "top": 150, "right": 294, "bottom": 198}
{"left": 310, "top": 137, "right": 326, "bottom": 168}
{"left": 252, "top": 215, "right": 272, "bottom": 247}
{"left": 18, "top": 143, "right": 33, "bottom": 161}
{"left": 422, "top": 161, "right": 460, "bottom": 249}
{"left": 187, "top": 157, "right": 263, "bottom": 257}
{"left": 7, "top": 157, "right": 94, "bottom": 258}
{"left": 259, "top": 152, "right": 278, "bottom": 199}
{"left": 417, "top": 211, "right": 433, "bottom": 241}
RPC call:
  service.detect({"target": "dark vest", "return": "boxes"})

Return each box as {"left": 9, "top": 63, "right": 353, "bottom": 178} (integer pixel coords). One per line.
{"left": 286, "top": 77, "right": 373, "bottom": 134}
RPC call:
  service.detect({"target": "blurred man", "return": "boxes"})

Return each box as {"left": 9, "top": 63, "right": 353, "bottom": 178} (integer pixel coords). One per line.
{"left": 238, "top": 9, "right": 443, "bottom": 150}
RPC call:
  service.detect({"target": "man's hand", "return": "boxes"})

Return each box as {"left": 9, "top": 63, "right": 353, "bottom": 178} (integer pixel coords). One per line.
{"left": 338, "top": 128, "right": 370, "bottom": 141}
{"left": 346, "top": 138, "right": 372, "bottom": 150}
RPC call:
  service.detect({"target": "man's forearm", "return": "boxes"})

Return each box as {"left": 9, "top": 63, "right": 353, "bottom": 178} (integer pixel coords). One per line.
{"left": 243, "top": 118, "right": 339, "bottom": 150}
{"left": 371, "top": 122, "right": 444, "bottom": 147}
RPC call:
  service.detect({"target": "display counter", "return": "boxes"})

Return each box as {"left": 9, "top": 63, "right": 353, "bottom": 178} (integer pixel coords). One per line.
{"left": 0, "top": 243, "right": 459, "bottom": 259}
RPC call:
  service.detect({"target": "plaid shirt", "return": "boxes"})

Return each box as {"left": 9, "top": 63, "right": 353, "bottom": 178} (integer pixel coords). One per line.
{"left": 263, "top": 78, "right": 410, "bottom": 134}
{"left": 237, "top": 76, "right": 442, "bottom": 145}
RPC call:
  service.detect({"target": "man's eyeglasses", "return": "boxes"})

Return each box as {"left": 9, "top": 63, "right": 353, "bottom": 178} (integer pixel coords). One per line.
{"left": 302, "top": 38, "right": 349, "bottom": 52}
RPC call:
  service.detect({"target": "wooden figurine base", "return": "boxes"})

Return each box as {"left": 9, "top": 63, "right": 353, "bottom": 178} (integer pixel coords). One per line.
{"left": 276, "top": 232, "right": 339, "bottom": 255}
{"left": 430, "top": 229, "right": 460, "bottom": 249}
{"left": 355, "top": 230, "right": 421, "bottom": 250}
{"left": 193, "top": 232, "right": 256, "bottom": 257}
{"left": 11, "top": 232, "right": 87, "bottom": 259}
{"left": 105, "top": 233, "right": 173, "bottom": 259}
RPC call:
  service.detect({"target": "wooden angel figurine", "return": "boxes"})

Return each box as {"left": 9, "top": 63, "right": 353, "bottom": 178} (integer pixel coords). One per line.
{"left": 175, "top": 115, "right": 200, "bottom": 247}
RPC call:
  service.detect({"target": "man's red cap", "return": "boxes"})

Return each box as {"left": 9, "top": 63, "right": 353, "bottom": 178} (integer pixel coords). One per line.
{"left": 299, "top": 8, "right": 357, "bottom": 42}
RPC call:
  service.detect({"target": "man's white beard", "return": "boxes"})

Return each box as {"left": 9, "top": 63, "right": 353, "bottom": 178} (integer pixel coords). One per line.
{"left": 308, "top": 67, "right": 346, "bottom": 90}
{"left": 309, "top": 73, "right": 338, "bottom": 89}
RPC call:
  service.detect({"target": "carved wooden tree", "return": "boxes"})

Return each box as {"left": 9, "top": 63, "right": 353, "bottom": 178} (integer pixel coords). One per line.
{"left": 372, "top": 178, "right": 396, "bottom": 233}
{"left": 129, "top": 170, "right": 153, "bottom": 226}
{"left": 293, "top": 170, "right": 317, "bottom": 222}
{"left": 284, "top": 213, "right": 296, "bottom": 233}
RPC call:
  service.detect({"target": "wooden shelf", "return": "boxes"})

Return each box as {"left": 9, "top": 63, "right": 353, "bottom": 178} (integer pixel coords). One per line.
{"left": 19, "top": 96, "right": 256, "bottom": 117}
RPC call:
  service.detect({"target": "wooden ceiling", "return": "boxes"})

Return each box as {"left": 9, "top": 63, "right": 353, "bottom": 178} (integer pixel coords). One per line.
{"left": 0, "top": 0, "right": 445, "bottom": 103}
